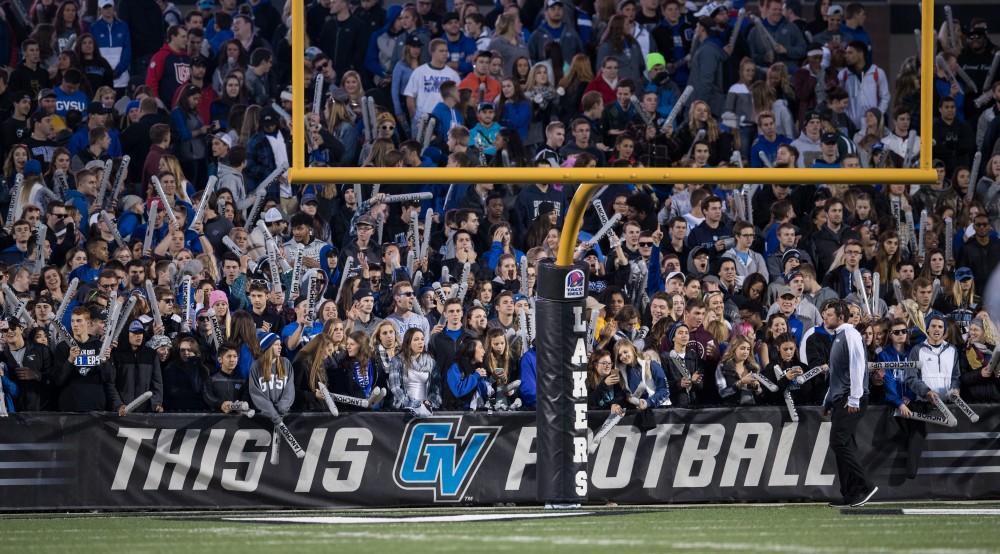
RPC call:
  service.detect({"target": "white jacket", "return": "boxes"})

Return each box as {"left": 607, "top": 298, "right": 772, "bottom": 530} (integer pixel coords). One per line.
{"left": 837, "top": 64, "right": 891, "bottom": 130}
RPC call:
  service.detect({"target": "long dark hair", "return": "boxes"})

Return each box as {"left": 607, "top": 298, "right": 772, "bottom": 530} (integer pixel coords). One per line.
{"left": 401, "top": 327, "right": 425, "bottom": 367}
{"left": 456, "top": 338, "right": 482, "bottom": 375}
{"left": 176, "top": 84, "right": 201, "bottom": 114}
{"left": 347, "top": 330, "right": 371, "bottom": 370}
{"left": 230, "top": 310, "right": 262, "bottom": 358}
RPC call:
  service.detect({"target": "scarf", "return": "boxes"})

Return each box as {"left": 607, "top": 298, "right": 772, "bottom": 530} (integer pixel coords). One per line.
{"left": 352, "top": 360, "right": 372, "bottom": 397}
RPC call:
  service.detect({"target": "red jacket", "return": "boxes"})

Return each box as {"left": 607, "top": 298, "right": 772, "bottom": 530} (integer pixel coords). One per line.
{"left": 145, "top": 43, "right": 191, "bottom": 107}
{"left": 582, "top": 74, "right": 616, "bottom": 107}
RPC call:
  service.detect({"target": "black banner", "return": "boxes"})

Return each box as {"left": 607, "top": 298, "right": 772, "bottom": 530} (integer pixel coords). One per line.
{"left": 1, "top": 406, "right": 999, "bottom": 510}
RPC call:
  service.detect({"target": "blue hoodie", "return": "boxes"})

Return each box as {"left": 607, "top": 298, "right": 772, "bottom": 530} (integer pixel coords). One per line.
{"left": 519, "top": 349, "right": 537, "bottom": 409}
{"left": 879, "top": 345, "right": 914, "bottom": 407}
{"left": 364, "top": 5, "right": 403, "bottom": 79}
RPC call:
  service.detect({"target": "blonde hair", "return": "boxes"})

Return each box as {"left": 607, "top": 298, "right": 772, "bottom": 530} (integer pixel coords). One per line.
{"left": 259, "top": 343, "right": 286, "bottom": 382}
{"left": 719, "top": 335, "right": 760, "bottom": 373}
{"left": 686, "top": 100, "right": 720, "bottom": 143}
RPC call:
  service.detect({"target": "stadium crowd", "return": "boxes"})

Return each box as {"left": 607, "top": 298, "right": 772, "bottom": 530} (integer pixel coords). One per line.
{"left": 0, "top": 0, "right": 997, "bottom": 423}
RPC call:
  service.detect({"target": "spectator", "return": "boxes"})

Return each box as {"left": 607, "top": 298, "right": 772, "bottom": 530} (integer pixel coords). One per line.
{"left": 404, "top": 38, "right": 460, "bottom": 123}
{"left": 836, "top": 40, "right": 890, "bottom": 131}
{"left": 146, "top": 25, "right": 192, "bottom": 108}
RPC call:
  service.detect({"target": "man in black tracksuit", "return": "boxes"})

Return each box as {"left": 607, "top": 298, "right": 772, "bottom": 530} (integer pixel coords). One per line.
{"left": 106, "top": 320, "right": 164, "bottom": 414}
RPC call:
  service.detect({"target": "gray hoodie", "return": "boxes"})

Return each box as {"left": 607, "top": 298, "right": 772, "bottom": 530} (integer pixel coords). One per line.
{"left": 216, "top": 162, "right": 246, "bottom": 207}
{"left": 250, "top": 358, "right": 295, "bottom": 424}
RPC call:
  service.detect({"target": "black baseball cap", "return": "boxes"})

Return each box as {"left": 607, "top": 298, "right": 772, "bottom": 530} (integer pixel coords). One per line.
{"left": 821, "top": 132, "right": 838, "bottom": 145}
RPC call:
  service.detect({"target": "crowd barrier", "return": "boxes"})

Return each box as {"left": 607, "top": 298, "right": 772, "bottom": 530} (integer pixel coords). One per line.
{"left": 0, "top": 406, "right": 997, "bottom": 510}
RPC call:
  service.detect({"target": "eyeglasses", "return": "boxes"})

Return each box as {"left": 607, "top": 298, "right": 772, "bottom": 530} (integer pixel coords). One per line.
{"left": 197, "top": 317, "right": 210, "bottom": 322}
{"left": 398, "top": 291, "right": 414, "bottom": 297}
{"left": 891, "top": 329, "right": 908, "bottom": 336}
{"left": 597, "top": 360, "right": 613, "bottom": 367}
{"left": 159, "top": 298, "right": 174, "bottom": 304}
{"left": 639, "top": 242, "right": 654, "bottom": 247}
{"left": 51, "top": 213, "right": 66, "bottom": 219}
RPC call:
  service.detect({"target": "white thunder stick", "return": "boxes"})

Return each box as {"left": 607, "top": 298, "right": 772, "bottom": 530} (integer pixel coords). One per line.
{"left": 151, "top": 176, "right": 178, "bottom": 226}
{"left": 662, "top": 86, "right": 694, "bottom": 132}
{"left": 317, "top": 382, "right": 339, "bottom": 417}
{"left": 589, "top": 412, "right": 624, "bottom": 454}
{"left": 122, "top": 391, "right": 153, "bottom": 414}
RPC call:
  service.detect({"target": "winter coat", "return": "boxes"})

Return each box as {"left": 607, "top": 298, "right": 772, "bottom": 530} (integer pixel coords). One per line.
{"left": 106, "top": 345, "right": 163, "bottom": 412}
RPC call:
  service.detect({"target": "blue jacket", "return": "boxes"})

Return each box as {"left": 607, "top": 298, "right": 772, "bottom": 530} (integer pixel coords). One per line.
{"left": 90, "top": 18, "right": 132, "bottom": 78}
{"left": 119, "top": 211, "right": 141, "bottom": 241}
{"left": 445, "top": 34, "right": 477, "bottom": 75}
{"left": 64, "top": 190, "right": 92, "bottom": 237}
{"left": 623, "top": 361, "right": 670, "bottom": 407}
{"left": 69, "top": 126, "right": 123, "bottom": 157}
{"left": 499, "top": 100, "right": 531, "bottom": 141}
{"left": 1, "top": 372, "right": 18, "bottom": 413}
{"left": 446, "top": 362, "right": 491, "bottom": 409}
{"left": 431, "top": 102, "right": 463, "bottom": 142}
{"left": 519, "top": 349, "right": 537, "bottom": 409}
{"left": 750, "top": 134, "right": 792, "bottom": 167}
{"left": 879, "top": 345, "right": 914, "bottom": 407}
{"left": 483, "top": 241, "right": 524, "bottom": 273}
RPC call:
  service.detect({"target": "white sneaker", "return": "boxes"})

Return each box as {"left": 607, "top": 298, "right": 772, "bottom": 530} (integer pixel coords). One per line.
{"left": 850, "top": 486, "right": 879, "bottom": 508}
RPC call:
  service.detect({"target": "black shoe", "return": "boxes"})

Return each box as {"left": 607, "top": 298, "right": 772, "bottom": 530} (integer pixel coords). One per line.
{"left": 850, "top": 486, "right": 879, "bottom": 508}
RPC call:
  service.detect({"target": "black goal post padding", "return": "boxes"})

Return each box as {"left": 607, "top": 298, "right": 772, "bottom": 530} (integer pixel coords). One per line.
{"left": 535, "top": 261, "right": 590, "bottom": 505}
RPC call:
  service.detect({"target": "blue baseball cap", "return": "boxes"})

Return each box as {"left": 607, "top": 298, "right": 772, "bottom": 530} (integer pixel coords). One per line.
{"left": 955, "top": 267, "right": 974, "bottom": 281}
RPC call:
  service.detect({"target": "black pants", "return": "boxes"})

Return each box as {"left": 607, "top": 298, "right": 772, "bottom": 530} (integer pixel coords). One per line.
{"left": 830, "top": 398, "right": 871, "bottom": 501}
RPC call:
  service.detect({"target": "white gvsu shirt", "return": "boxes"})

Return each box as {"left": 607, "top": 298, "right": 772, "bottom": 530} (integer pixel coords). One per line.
{"left": 403, "top": 63, "right": 461, "bottom": 121}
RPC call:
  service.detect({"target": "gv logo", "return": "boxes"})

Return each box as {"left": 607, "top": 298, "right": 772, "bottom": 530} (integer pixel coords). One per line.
{"left": 393, "top": 417, "right": 499, "bottom": 502}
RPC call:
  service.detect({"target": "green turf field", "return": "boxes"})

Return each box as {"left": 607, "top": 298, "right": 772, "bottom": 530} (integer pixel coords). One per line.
{"left": 3, "top": 504, "right": 1000, "bottom": 554}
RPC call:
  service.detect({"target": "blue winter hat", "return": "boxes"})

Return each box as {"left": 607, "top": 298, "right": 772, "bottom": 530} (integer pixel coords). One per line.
{"left": 23, "top": 159, "right": 41, "bottom": 176}
{"left": 924, "top": 311, "right": 947, "bottom": 330}
{"left": 667, "top": 321, "right": 688, "bottom": 345}
{"left": 257, "top": 330, "right": 278, "bottom": 351}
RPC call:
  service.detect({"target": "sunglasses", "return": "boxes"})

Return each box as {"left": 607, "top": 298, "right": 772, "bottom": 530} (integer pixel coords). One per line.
{"left": 639, "top": 242, "right": 654, "bottom": 247}
{"left": 891, "top": 329, "right": 908, "bottom": 336}
{"left": 398, "top": 291, "right": 414, "bottom": 297}
{"left": 380, "top": 124, "right": 395, "bottom": 131}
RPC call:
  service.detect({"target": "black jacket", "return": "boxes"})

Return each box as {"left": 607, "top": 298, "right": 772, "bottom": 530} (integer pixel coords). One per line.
{"left": 429, "top": 327, "right": 471, "bottom": 384}
{"left": 0, "top": 342, "right": 55, "bottom": 411}
{"left": 106, "top": 345, "right": 163, "bottom": 412}
{"left": 663, "top": 348, "right": 701, "bottom": 408}
{"left": 202, "top": 368, "right": 248, "bottom": 412}
{"left": 318, "top": 14, "right": 369, "bottom": 84}
{"left": 162, "top": 357, "right": 209, "bottom": 412}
